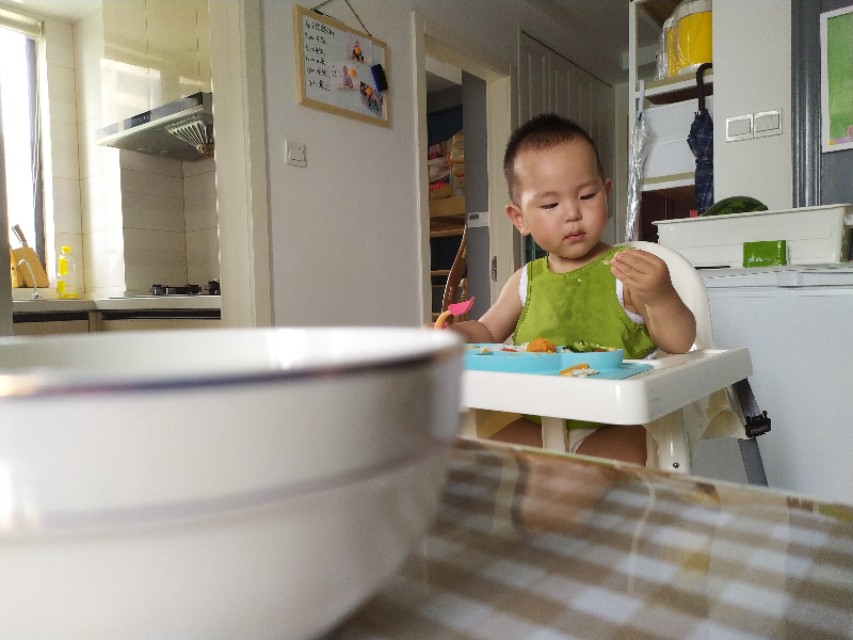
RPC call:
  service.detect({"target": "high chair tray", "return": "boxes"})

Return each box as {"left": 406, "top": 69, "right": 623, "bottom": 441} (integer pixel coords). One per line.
{"left": 462, "top": 348, "right": 753, "bottom": 426}
{"left": 464, "top": 344, "right": 624, "bottom": 374}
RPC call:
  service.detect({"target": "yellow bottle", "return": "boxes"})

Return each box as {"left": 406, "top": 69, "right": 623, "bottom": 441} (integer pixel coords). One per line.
{"left": 56, "top": 245, "right": 80, "bottom": 299}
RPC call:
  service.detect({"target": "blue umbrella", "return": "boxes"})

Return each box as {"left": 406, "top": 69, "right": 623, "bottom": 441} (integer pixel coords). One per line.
{"left": 688, "top": 63, "right": 714, "bottom": 213}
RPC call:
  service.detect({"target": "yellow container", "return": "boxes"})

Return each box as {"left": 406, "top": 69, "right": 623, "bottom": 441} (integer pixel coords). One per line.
{"left": 673, "top": 0, "right": 712, "bottom": 76}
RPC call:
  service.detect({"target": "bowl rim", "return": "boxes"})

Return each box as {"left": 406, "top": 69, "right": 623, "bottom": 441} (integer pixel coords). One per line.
{"left": 0, "top": 327, "right": 462, "bottom": 400}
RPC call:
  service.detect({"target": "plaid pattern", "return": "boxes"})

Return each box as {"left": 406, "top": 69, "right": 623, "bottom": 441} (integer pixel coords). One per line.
{"left": 329, "top": 440, "right": 853, "bottom": 639}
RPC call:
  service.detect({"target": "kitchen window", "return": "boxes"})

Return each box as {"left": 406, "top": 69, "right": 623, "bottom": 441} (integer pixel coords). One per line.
{"left": 0, "top": 12, "right": 44, "bottom": 266}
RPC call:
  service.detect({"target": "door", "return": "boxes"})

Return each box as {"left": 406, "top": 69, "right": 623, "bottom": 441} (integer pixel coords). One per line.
{"left": 518, "top": 32, "right": 616, "bottom": 260}
{"left": 415, "top": 14, "right": 513, "bottom": 316}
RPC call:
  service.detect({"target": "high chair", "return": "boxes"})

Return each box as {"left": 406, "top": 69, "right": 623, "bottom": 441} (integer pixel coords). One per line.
{"left": 461, "top": 241, "right": 767, "bottom": 480}
{"left": 620, "top": 241, "right": 758, "bottom": 476}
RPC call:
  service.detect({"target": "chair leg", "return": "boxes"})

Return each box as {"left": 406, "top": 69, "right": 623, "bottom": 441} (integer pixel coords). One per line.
{"left": 459, "top": 410, "right": 477, "bottom": 440}
{"left": 644, "top": 411, "right": 691, "bottom": 474}
{"left": 541, "top": 416, "right": 568, "bottom": 451}
{"left": 738, "top": 438, "right": 769, "bottom": 485}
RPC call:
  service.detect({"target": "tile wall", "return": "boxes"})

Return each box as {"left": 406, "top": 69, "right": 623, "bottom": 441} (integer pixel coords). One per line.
{"left": 41, "top": 1, "right": 217, "bottom": 298}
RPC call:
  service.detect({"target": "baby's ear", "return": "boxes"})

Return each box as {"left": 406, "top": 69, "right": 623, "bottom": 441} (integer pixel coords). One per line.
{"left": 505, "top": 203, "right": 529, "bottom": 235}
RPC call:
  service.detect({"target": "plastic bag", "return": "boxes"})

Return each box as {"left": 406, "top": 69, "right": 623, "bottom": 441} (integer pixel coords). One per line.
{"left": 655, "top": 16, "right": 675, "bottom": 80}
{"left": 626, "top": 106, "right": 652, "bottom": 242}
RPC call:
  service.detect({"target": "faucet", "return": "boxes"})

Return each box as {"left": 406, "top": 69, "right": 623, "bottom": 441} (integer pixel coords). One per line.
{"left": 16, "top": 258, "right": 42, "bottom": 299}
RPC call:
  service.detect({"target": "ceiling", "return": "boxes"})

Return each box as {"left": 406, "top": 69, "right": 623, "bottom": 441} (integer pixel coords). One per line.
{"left": 3, "top": 0, "right": 99, "bottom": 21}
{"left": 14, "top": 0, "right": 659, "bottom": 88}
{"left": 425, "top": 0, "right": 661, "bottom": 93}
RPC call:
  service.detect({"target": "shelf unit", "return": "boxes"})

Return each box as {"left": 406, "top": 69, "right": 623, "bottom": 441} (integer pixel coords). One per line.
{"left": 628, "top": 0, "right": 713, "bottom": 209}
{"left": 429, "top": 196, "right": 466, "bottom": 237}
{"left": 428, "top": 195, "right": 467, "bottom": 321}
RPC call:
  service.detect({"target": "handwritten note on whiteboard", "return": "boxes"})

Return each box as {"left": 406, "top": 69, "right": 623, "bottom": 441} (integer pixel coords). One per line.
{"left": 293, "top": 5, "right": 389, "bottom": 126}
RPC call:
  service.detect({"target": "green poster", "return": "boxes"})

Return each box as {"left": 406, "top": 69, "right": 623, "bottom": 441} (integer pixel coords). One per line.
{"left": 822, "top": 7, "right": 853, "bottom": 151}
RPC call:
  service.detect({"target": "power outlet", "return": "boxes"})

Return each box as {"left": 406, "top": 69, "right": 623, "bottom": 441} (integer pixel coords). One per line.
{"left": 285, "top": 140, "right": 307, "bottom": 168}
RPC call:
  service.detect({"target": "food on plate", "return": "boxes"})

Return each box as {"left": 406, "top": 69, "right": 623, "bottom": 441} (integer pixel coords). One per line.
{"left": 560, "top": 363, "right": 599, "bottom": 377}
{"left": 526, "top": 337, "right": 557, "bottom": 353}
{"left": 566, "top": 340, "right": 616, "bottom": 353}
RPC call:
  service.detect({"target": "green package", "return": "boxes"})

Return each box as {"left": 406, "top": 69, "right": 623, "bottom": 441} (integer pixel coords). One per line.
{"left": 743, "top": 240, "right": 788, "bottom": 268}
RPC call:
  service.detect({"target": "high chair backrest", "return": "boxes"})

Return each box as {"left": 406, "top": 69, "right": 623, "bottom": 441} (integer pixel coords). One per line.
{"left": 617, "top": 241, "right": 714, "bottom": 350}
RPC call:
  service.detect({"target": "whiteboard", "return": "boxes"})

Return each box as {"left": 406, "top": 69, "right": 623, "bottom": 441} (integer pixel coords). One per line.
{"left": 293, "top": 5, "right": 389, "bottom": 126}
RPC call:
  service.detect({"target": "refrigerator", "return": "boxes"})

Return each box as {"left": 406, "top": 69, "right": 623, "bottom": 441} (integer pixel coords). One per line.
{"left": 698, "top": 264, "right": 853, "bottom": 505}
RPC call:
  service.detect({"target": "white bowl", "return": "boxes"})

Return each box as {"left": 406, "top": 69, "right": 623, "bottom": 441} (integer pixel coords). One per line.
{"left": 0, "top": 327, "right": 462, "bottom": 639}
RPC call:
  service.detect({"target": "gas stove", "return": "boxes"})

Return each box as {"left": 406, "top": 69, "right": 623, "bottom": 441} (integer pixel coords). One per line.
{"left": 151, "top": 284, "right": 203, "bottom": 296}
{"left": 150, "top": 280, "right": 220, "bottom": 296}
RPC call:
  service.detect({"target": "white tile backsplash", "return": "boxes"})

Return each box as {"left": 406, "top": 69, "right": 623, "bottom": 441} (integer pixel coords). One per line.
{"left": 52, "top": 177, "right": 84, "bottom": 235}
{"left": 46, "top": 64, "right": 78, "bottom": 125}
{"left": 73, "top": 9, "right": 103, "bottom": 69}
{"left": 84, "top": 228, "right": 126, "bottom": 295}
{"left": 186, "top": 226, "right": 220, "bottom": 285}
{"left": 44, "top": 19, "right": 74, "bottom": 70}
{"left": 48, "top": 119, "right": 80, "bottom": 181}
{"left": 123, "top": 228, "right": 188, "bottom": 291}
{"left": 183, "top": 168, "right": 217, "bottom": 232}
{"left": 59, "top": 1, "right": 219, "bottom": 297}
{"left": 120, "top": 150, "right": 182, "bottom": 177}
{"left": 81, "top": 171, "right": 122, "bottom": 234}
{"left": 77, "top": 58, "right": 104, "bottom": 126}
{"left": 120, "top": 168, "right": 184, "bottom": 232}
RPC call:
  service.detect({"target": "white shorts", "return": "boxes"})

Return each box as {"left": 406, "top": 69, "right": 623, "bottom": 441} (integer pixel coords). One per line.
{"left": 566, "top": 427, "right": 597, "bottom": 453}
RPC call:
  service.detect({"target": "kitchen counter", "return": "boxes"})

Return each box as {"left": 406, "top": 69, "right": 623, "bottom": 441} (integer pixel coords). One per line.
{"left": 12, "top": 295, "right": 221, "bottom": 315}
{"left": 328, "top": 439, "right": 853, "bottom": 639}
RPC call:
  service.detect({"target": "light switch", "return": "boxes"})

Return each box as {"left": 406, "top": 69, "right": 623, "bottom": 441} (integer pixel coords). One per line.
{"left": 286, "top": 140, "right": 307, "bottom": 168}
{"left": 754, "top": 110, "right": 782, "bottom": 138}
{"left": 726, "top": 114, "right": 753, "bottom": 142}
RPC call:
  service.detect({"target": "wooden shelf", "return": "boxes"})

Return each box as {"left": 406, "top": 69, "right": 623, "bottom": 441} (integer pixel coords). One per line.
{"left": 429, "top": 195, "right": 465, "bottom": 237}
{"left": 429, "top": 195, "right": 465, "bottom": 218}
{"left": 641, "top": 73, "right": 713, "bottom": 105}
{"left": 635, "top": 0, "right": 681, "bottom": 27}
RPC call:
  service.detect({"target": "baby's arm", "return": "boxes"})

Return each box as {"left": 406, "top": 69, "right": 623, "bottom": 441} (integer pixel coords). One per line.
{"left": 610, "top": 249, "right": 696, "bottom": 354}
{"left": 450, "top": 267, "right": 525, "bottom": 343}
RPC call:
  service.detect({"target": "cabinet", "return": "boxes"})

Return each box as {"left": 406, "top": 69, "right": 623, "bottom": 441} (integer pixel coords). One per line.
{"left": 628, "top": 0, "right": 713, "bottom": 215}
{"left": 13, "top": 316, "right": 91, "bottom": 336}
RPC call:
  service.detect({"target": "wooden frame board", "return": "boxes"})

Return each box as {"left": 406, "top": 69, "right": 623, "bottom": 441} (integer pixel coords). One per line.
{"left": 293, "top": 5, "right": 389, "bottom": 126}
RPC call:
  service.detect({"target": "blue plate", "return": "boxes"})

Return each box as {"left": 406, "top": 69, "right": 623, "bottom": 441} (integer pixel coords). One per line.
{"left": 464, "top": 344, "right": 624, "bottom": 375}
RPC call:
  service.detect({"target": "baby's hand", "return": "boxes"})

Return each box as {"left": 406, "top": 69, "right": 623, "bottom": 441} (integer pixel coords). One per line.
{"left": 609, "top": 249, "right": 675, "bottom": 308}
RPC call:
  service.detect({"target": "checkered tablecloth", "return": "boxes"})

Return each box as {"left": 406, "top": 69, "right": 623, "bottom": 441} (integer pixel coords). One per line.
{"left": 329, "top": 440, "right": 853, "bottom": 639}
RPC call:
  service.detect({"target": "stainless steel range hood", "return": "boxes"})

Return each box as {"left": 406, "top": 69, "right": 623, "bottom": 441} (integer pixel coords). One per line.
{"left": 96, "top": 92, "right": 213, "bottom": 162}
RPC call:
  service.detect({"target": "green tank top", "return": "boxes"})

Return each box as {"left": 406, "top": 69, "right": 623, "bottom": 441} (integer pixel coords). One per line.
{"left": 513, "top": 248, "right": 656, "bottom": 360}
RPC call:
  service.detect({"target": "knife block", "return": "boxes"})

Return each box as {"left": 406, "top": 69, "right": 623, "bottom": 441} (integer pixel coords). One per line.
{"left": 10, "top": 248, "right": 50, "bottom": 288}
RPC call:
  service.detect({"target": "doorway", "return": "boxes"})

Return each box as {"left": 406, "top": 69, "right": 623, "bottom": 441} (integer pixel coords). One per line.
{"left": 413, "top": 14, "right": 513, "bottom": 321}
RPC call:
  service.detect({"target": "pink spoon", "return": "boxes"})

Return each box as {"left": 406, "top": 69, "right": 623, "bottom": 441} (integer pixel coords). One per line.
{"left": 434, "top": 297, "right": 475, "bottom": 329}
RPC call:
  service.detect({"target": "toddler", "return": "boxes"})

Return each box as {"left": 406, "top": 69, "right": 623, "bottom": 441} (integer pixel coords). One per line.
{"left": 451, "top": 113, "right": 696, "bottom": 464}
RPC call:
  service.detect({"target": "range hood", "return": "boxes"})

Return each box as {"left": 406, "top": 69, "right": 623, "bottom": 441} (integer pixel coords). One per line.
{"left": 96, "top": 92, "right": 213, "bottom": 162}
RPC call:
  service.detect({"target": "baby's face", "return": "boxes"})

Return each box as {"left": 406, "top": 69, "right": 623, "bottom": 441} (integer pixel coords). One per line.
{"left": 507, "top": 139, "right": 611, "bottom": 267}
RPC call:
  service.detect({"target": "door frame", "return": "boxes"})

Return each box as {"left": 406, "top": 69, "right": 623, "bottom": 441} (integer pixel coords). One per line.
{"left": 208, "top": 0, "right": 273, "bottom": 328}
{"left": 412, "top": 13, "right": 515, "bottom": 316}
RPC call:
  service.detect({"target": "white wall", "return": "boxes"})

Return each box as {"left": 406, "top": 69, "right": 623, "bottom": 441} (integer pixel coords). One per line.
{"left": 713, "top": 0, "right": 792, "bottom": 209}
{"left": 258, "top": 0, "right": 623, "bottom": 327}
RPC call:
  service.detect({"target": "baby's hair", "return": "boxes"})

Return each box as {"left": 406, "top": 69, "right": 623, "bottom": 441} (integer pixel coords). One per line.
{"left": 503, "top": 113, "right": 605, "bottom": 203}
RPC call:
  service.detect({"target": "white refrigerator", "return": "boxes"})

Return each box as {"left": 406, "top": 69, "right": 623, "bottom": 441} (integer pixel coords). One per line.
{"left": 699, "top": 265, "right": 853, "bottom": 505}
